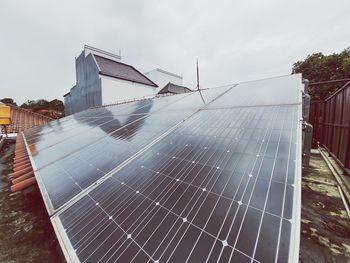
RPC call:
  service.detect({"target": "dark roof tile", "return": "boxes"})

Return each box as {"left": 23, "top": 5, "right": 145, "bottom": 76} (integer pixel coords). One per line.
{"left": 158, "top": 82, "right": 192, "bottom": 94}
{"left": 94, "top": 55, "right": 158, "bottom": 87}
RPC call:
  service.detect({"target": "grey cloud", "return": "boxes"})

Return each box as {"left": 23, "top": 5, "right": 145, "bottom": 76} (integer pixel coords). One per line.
{"left": 0, "top": 0, "right": 349, "bottom": 104}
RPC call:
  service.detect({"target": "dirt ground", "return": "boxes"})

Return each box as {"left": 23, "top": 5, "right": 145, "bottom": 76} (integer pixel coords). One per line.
{"left": 0, "top": 141, "right": 64, "bottom": 263}
{"left": 300, "top": 150, "right": 350, "bottom": 263}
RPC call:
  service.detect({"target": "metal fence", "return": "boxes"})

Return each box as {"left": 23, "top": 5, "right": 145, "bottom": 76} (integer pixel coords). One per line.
{"left": 0, "top": 105, "right": 53, "bottom": 134}
{"left": 309, "top": 100, "right": 323, "bottom": 147}
{"left": 310, "top": 82, "right": 350, "bottom": 173}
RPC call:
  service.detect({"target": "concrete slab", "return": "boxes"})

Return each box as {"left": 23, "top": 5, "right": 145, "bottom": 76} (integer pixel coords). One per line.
{"left": 300, "top": 150, "right": 350, "bottom": 262}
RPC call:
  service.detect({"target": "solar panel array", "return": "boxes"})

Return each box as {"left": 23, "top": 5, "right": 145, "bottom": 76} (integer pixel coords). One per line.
{"left": 24, "top": 87, "right": 229, "bottom": 212}
{"left": 23, "top": 74, "right": 302, "bottom": 263}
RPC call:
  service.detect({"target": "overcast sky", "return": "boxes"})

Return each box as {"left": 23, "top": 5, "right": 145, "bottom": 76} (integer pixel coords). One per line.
{"left": 1, "top": 0, "right": 349, "bottom": 104}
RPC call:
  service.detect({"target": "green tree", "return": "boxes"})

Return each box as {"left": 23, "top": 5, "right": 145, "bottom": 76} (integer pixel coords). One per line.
{"left": 0, "top": 98, "right": 17, "bottom": 106}
{"left": 49, "top": 99, "right": 64, "bottom": 112}
{"left": 20, "top": 99, "right": 64, "bottom": 118}
{"left": 292, "top": 48, "right": 350, "bottom": 99}
{"left": 20, "top": 100, "right": 36, "bottom": 109}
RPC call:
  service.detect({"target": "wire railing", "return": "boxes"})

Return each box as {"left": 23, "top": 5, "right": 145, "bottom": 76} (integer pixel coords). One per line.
{"left": 0, "top": 105, "right": 52, "bottom": 134}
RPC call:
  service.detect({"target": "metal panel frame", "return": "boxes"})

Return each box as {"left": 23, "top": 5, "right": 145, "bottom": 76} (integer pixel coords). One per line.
{"left": 22, "top": 131, "right": 56, "bottom": 213}
{"left": 51, "top": 216, "right": 79, "bottom": 263}
{"left": 289, "top": 80, "right": 303, "bottom": 263}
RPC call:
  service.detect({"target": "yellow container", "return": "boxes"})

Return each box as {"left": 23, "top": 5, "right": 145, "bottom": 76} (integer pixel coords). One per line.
{"left": 0, "top": 104, "right": 11, "bottom": 125}
{"left": 0, "top": 118, "right": 11, "bottom": 125}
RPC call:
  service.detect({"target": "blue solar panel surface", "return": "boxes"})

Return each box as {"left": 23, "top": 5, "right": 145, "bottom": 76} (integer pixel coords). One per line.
{"left": 23, "top": 75, "right": 302, "bottom": 263}
{"left": 24, "top": 86, "right": 232, "bottom": 212}
{"left": 58, "top": 105, "right": 298, "bottom": 262}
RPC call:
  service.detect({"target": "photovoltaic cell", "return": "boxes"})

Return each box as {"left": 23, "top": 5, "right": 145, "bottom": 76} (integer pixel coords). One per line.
{"left": 40, "top": 110, "right": 208, "bottom": 210}
{"left": 57, "top": 103, "right": 299, "bottom": 262}
{"left": 25, "top": 85, "right": 233, "bottom": 213}
{"left": 207, "top": 74, "right": 301, "bottom": 109}
{"left": 23, "top": 74, "right": 302, "bottom": 262}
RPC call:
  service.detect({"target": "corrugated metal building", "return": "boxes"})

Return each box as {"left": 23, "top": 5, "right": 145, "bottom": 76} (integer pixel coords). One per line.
{"left": 64, "top": 46, "right": 158, "bottom": 115}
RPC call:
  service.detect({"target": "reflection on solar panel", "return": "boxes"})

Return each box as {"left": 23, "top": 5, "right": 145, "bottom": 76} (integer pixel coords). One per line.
{"left": 23, "top": 74, "right": 302, "bottom": 262}
{"left": 25, "top": 87, "right": 230, "bottom": 212}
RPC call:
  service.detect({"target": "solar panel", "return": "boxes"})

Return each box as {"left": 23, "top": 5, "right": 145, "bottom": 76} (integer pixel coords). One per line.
{"left": 23, "top": 75, "right": 302, "bottom": 262}
{"left": 24, "top": 86, "right": 233, "bottom": 214}
{"left": 24, "top": 96, "right": 176, "bottom": 149}
{"left": 207, "top": 74, "right": 301, "bottom": 108}
{"left": 54, "top": 104, "right": 299, "bottom": 262}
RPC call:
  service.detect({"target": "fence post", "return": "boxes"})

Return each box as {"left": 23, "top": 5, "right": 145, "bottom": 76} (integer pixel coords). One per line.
{"left": 302, "top": 79, "right": 311, "bottom": 123}
{"left": 302, "top": 122, "right": 313, "bottom": 167}
{"left": 302, "top": 79, "right": 313, "bottom": 167}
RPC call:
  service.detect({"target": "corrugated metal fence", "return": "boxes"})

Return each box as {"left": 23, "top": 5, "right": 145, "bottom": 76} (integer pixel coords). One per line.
{"left": 310, "top": 81, "right": 350, "bottom": 173}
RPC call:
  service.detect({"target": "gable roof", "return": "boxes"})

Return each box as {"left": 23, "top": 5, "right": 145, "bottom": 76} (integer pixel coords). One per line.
{"left": 94, "top": 55, "right": 158, "bottom": 87}
{"left": 157, "top": 82, "right": 192, "bottom": 95}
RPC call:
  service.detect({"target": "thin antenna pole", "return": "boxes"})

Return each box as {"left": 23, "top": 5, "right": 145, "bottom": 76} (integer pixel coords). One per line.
{"left": 196, "top": 58, "right": 206, "bottom": 104}
{"left": 196, "top": 58, "right": 200, "bottom": 91}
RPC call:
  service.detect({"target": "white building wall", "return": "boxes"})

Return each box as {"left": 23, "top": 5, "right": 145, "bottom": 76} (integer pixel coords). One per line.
{"left": 144, "top": 69, "right": 182, "bottom": 88}
{"left": 84, "top": 45, "right": 121, "bottom": 62}
{"left": 101, "top": 76, "right": 158, "bottom": 105}
{"left": 64, "top": 45, "right": 161, "bottom": 115}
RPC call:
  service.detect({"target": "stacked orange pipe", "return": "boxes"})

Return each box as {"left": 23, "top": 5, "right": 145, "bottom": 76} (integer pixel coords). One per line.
{"left": 10, "top": 133, "right": 37, "bottom": 192}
